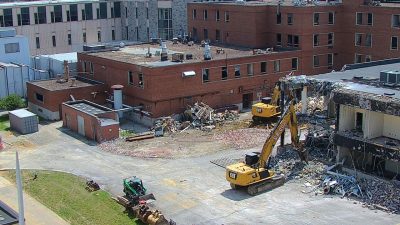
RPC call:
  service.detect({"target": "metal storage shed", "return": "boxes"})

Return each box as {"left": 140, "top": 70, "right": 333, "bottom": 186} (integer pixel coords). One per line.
{"left": 9, "top": 109, "right": 38, "bottom": 134}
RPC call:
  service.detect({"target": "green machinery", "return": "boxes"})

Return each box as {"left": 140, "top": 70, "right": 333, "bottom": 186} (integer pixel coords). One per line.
{"left": 122, "top": 176, "right": 155, "bottom": 206}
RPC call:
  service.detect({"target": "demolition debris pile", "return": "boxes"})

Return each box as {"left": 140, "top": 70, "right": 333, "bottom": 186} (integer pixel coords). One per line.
{"left": 154, "top": 102, "right": 239, "bottom": 134}
{"left": 271, "top": 150, "right": 400, "bottom": 214}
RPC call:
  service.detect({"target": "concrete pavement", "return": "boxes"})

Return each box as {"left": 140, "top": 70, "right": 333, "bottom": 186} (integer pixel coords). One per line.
{"left": 0, "top": 176, "right": 69, "bottom": 225}
{"left": 0, "top": 122, "right": 399, "bottom": 225}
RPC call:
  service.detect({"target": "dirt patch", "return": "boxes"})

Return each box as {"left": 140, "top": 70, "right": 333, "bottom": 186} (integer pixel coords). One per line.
{"left": 213, "top": 128, "right": 271, "bottom": 149}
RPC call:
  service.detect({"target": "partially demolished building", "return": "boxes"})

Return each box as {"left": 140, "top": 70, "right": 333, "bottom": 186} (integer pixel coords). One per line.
{"left": 286, "top": 59, "right": 400, "bottom": 179}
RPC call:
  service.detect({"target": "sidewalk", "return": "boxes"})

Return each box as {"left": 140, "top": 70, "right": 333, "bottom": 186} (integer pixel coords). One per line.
{"left": 0, "top": 177, "right": 70, "bottom": 225}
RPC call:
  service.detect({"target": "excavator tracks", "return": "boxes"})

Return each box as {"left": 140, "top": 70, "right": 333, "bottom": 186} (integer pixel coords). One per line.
{"left": 247, "top": 175, "right": 285, "bottom": 196}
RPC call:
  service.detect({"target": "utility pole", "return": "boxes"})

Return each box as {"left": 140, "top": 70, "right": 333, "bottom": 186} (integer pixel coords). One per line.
{"left": 16, "top": 151, "right": 25, "bottom": 225}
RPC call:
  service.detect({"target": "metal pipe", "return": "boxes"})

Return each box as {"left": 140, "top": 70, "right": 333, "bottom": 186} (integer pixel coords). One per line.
{"left": 16, "top": 151, "right": 25, "bottom": 225}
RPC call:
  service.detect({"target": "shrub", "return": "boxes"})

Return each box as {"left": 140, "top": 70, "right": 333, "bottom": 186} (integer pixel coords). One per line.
{"left": 0, "top": 94, "right": 26, "bottom": 111}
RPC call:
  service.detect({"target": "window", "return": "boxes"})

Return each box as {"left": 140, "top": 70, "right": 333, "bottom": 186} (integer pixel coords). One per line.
{"left": 225, "top": 11, "right": 229, "bottom": 22}
{"left": 136, "top": 27, "right": 139, "bottom": 40}
{"left": 35, "top": 37, "right": 40, "bottom": 49}
{"left": 277, "top": 13, "right": 281, "bottom": 24}
{"left": 135, "top": 8, "right": 138, "bottom": 19}
{"left": 68, "top": 33, "right": 71, "bottom": 45}
{"left": 260, "top": 62, "right": 267, "bottom": 73}
{"left": 355, "top": 54, "right": 362, "bottom": 63}
{"left": 293, "top": 35, "right": 299, "bottom": 48}
{"left": 367, "top": 13, "right": 373, "bottom": 25}
{"left": 273, "top": 60, "right": 280, "bottom": 72}
{"left": 146, "top": 7, "right": 149, "bottom": 19}
{"left": 328, "top": 33, "right": 334, "bottom": 46}
{"left": 313, "top": 55, "right": 320, "bottom": 67}
{"left": 313, "top": 13, "right": 319, "bottom": 25}
{"left": 313, "top": 34, "right": 319, "bottom": 47}
{"left": 97, "top": 31, "right": 101, "bottom": 42}
{"left": 69, "top": 4, "right": 78, "bottom": 21}
{"left": 356, "top": 12, "right": 363, "bottom": 25}
{"left": 287, "top": 35, "right": 293, "bottom": 47}
{"left": 393, "top": 15, "right": 400, "bottom": 28}
{"left": 128, "top": 71, "right": 134, "bottom": 85}
{"left": 202, "top": 68, "right": 210, "bottom": 83}
{"left": 203, "top": 10, "right": 208, "bottom": 20}
{"left": 365, "top": 34, "right": 372, "bottom": 47}
{"left": 17, "top": 13, "right": 21, "bottom": 26}
{"left": 38, "top": 6, "right": 47, "bottom": 24}
{"left": 99, "top": 2, "right": 107, "bottom": 19}
{"left": 89, "top": 62, "right": 94, "bottom": 75}
{"left": 82, "top": 61, "right": 87, "bottom": 73}
{"left": 21, "top": 7, "right": 30, "bottom": 25}
{"left": 234, "top": 65, "right": 240, "bottom": 78}
{"left": 355, "top": 33, "right": 362, "bottom": 46}
{"left": 247, "top": 64, "right": 253, "bottom": 76}
{"left": 204, "top": 29, "right": 208, "bottom": 40}
{"left": 84, "top": 3, "right": 93, "bottom": 20}
{"left": 365, "top": 55, "right": 371, "bottom": 62}
{"left": 4, "top": 43, "right": 20, "bottom": 53}
{"left": 114, "top": 2, "right": 121, "bottom": 18}
{"left": 53, "top": 5, "right": 63, "bottom": 23}
{"left": 112, "top": 29, "right": 115, "bottom": 41}
{"left": 158, "top": 8, "right": 172, "bottom": 40}
{"left": 221, "top": 67, "right": 227, "bottom": 80}
{"left": 287, "top": 13, "right": 293, "bottom": 25}
{"left": 291, "top": 58, "right": 298, "bottom": 71}
{"left": 391, "top": 36, "right": 398, "bottom": 50}
{"left": 35, "top": 93, "right": 44, "bottom": 102}
{"left": 328, "top": 54, "right": 333, "bottom": 66}
{"left": 216, "top": 10, "right": 220, "bottom": 21}
{"left": 3, "top": 9, "right": 13, "bottom": 27}
{"left": 276, "top": 33, "right": 282, "bottom": 46}
{"left": 52, "top": 35, "right": 56, "bottom": 47}
{"left": 83, "top": 32, "right": 87, "bottom": 43}
{"left": 138, "top": 73, "right": 144, "bottom": 88}
{"left": 193, "top": 9, "right": 196, "bottom": 19}
{"left": 216, "top": 29, "right": 220, "bottom": 42}
{"left": 328, "top": 12, "right": 334, "bottom": 25}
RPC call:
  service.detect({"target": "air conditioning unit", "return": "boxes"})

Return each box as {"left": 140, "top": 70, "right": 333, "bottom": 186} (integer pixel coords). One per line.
{"left": 380, "top": 70, "right": 400, "bottom": 84}
{"left": 172, "top": 53, "right": 184, "bottom": 62}
{"left": 182, "top": 71, "right": 196, "bottom": 77}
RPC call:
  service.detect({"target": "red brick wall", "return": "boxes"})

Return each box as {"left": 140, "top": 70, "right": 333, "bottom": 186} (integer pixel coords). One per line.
{"left": 78, "top": 50, "right": 303, "bottom": 117}
{"left": 188, "top": 1, "right": 400, "bottom": 70}
{"left": 61, "top": 103, "right": 119, "bottom": 143}
{"left": 27, "top": 82, "right": 107, "bottom": 114}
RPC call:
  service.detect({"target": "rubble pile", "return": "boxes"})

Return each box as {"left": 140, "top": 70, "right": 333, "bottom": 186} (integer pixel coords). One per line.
{"left": 270, "top": 149, "right": 400, "bottom": 214}
{"left": 154, "top": 102, "right": 239, "bottom": 134}
{"left": 213, "top": 128, "right": 271, "bottom": 149}
{"left": 295, "top": 96, "right": 325, "bottom": 114}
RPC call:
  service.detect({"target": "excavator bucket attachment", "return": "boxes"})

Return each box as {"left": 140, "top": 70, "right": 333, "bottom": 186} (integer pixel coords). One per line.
{"left": 139, "top": 193, "right": 156, "bottom": 203}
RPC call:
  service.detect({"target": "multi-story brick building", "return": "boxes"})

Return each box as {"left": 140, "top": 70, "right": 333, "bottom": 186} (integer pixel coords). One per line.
{"left": 188, "top": 0, "right": 400, "bottom": 74}
{"left": 0, "top": 0, "right": 194, "bottom": 55}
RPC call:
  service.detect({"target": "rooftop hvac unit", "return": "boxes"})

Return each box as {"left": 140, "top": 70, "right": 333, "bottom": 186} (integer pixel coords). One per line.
{"left": 182, "top": 71, "right": 196, "bottom": 77}
{"left": 172, "top": 53, "right": 184, "bottom": 62}
{"left": 380, "top": 70, "right": 400, "bottom": 84}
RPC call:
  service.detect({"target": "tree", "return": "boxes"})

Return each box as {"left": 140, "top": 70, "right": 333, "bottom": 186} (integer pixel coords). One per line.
{"left": 0, "top": 95, "right": 26, "bottom": 111}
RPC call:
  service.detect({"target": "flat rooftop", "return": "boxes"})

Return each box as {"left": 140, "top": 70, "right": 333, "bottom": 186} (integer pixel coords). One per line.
{"left": 66, "top": 100, "right": 113, "bottom": 116}
{"left": 84, "top": 41, "right": 287, "bottom": 67}
{"left": 29, "top": 77, "right": 103, "bottom": 91}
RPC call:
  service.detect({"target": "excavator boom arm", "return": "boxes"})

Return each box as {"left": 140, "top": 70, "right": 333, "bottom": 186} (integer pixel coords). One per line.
{"left": 257, "top": 100, "right": 300, "bottom": 167}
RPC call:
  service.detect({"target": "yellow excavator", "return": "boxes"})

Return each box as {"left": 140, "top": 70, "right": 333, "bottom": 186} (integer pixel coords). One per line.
{"left": 251, "top": 83, "right": 281, "bottom": 123}
{"left": 226, "top": 98, "right": 307, "bottom": 195}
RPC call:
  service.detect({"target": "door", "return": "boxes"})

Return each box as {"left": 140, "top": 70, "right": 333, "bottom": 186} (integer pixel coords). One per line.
{"left": 242, "top": 93, "right": 253, "bottom": 109}
{"left": 77, "top": 115, "right": 85, "bottom": 136}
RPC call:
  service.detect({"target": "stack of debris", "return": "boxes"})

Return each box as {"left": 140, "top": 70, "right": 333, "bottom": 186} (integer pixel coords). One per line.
{"left": 270, "top": 148, "right": 400, "bottom": 214}
{"left": 294, "top": 96, "right": 325, "bottom": 114}
{"left": 153, "top": 102, "right": 239, "bottom": 135}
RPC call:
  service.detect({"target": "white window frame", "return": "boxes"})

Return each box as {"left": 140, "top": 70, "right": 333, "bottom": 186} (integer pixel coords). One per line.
{"left": 392, "top": 14, "right": 400, "bottom": 28}
{"left": 367, "top": 13, "right": 373, "bottom": 26}
{"left": 202, "top": 68, "right": 210, "bottom": 83}
{"left": 128, "top": 71, "right": 134, "bottom": 85}
{"left": 328, "top": 11, "right": 335, "bottom": 25}
{"left": 224, "top": 11, "right": 229, "bottom": 22}
{"left": 356, "top": 12, "right": 363, "bottom": 25}
{"left": 327, "top": 53, "right": 334, "bottom": 67}
{"left": 247, "top": 63, "right": 253, "bottom": 76}
{"left": 313, "top": 55, "right": 320, "bottom": 68}
{"left": 391, "top": 36, "right": 398, "bottom": 50}
{"left": 328, "top": 32, "right": 334, "bottom": 46}
{"left": 365, "top": 33, "right": 372, "bottom": 47}
{"left": 355, "top": 33, "right": 362, "bottom": 46}
{"left": 291, "top": 58, "right": 298, "bottom": 71}
{"left": 313, "top": 12, "right": 320, "bottom": 26}
{"left": 354, "top": 54, "right": 363, "bottom": 64}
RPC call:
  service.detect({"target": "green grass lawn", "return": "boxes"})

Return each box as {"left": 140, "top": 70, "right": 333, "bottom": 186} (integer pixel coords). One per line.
{"left": 3, "top": 170, "right": 141, "bottom": 225}
{"left": 0, "top": 114, "right": 10, "bottom": 131}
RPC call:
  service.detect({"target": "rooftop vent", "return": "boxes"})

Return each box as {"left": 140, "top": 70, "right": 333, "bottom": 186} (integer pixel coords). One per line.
{"left": 204, "top": 43, "right": 212, "bottom": 60}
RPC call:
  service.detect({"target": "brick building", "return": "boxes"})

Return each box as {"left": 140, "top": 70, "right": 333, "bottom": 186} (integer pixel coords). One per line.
{"left": 62, "top": 100, "right": 119, "bottom": 143}
{"left": 188, "top": 0, "right": 400, "bottom": 74}
{"left": 27, "top": 77, "right": 106, "bottom": 120}
{"left": 78, "top": 41, "right": 301, "bottom": 119}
